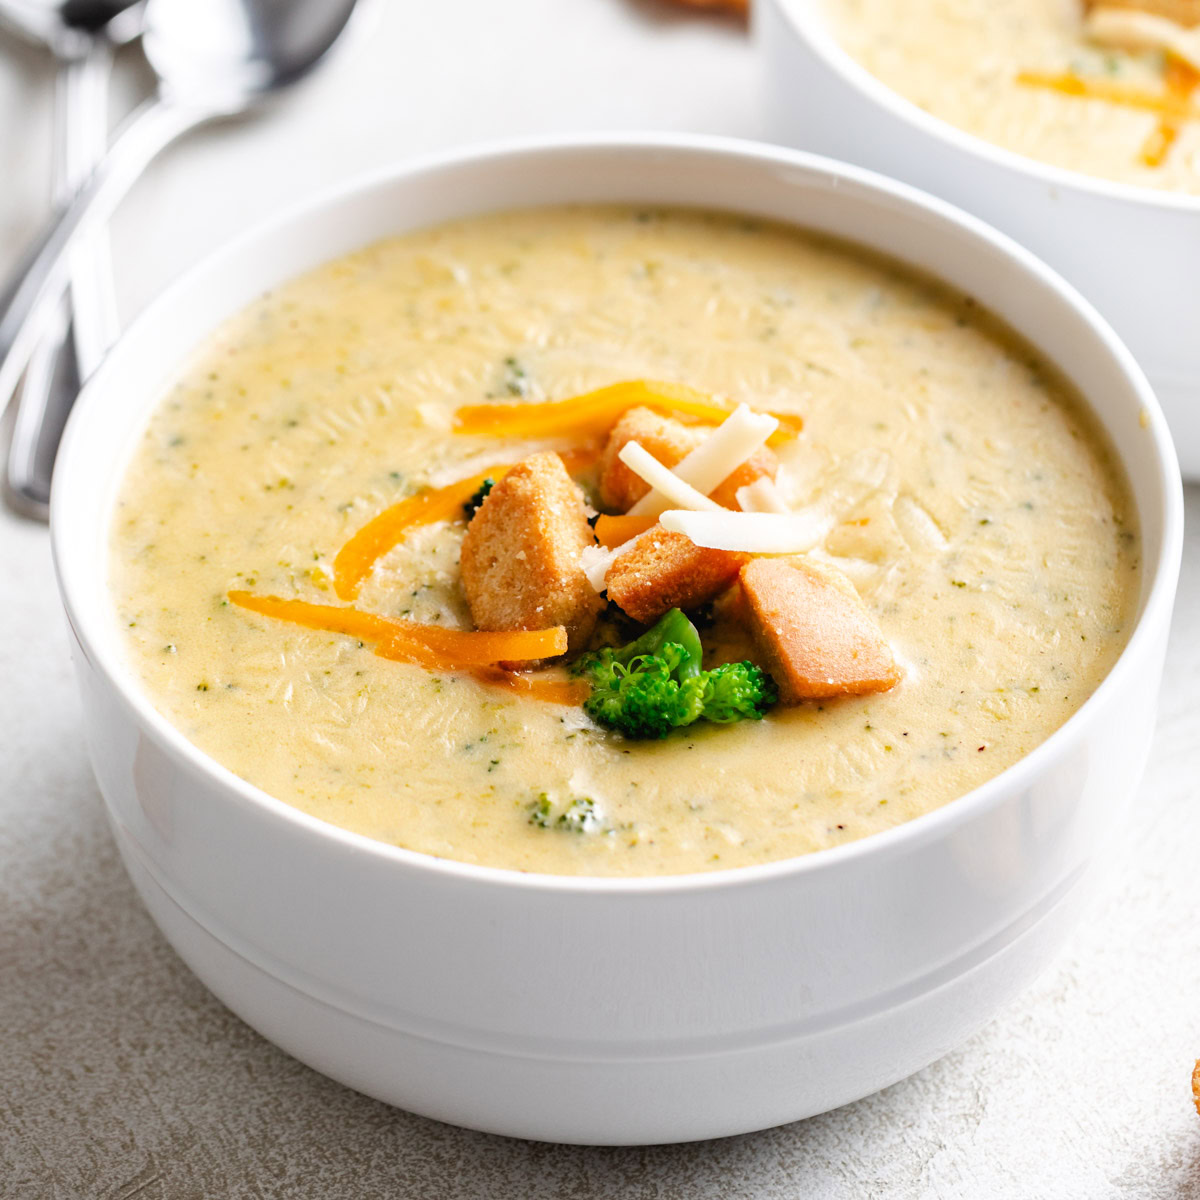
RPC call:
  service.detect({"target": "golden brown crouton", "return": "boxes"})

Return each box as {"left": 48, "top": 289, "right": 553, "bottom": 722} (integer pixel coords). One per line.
{"left": 1193, "top": 1060, "right": 1200, "bottom": 1116}
{"left": 460, "top": 452, "right": 603, "bottom": 658}
{"left": 598, "top": 407, "right": 777, "bottom": 513}
{"left": 739, "top": 557, "right": 900, "bottom": 703}
{"left": 1084, "top": 0, "right": 1200, "bottom": 24}
{"left": 599, "top": 409, "right": 701, "bottom": 511}
{"left": 605, "top": 528, "right": 745, "bottom": 624}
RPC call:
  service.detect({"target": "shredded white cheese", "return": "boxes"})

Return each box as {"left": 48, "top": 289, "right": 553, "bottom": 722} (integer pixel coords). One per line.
{"left": 736, "top": 476, "right": 790, "bottom": 514}
{"left": 893, "top": 494, "right": 948, "bottom": 553}
{"left": 807, "top": 547, "right": 880, "bottom": 586}
{"left": 581, "top": 543, "right": 623, "bottom": 593}
{"left": 617, "top": 442, "right": 724, "bottom": 514}
{"left": 628, "top": 404, "right": 779, "bottom": 518}
{"left": 1084, "top": 7, "right": 1200, "bottom": 69}
{"left": 658, "top": 507, "right": 833, "bottom": 554}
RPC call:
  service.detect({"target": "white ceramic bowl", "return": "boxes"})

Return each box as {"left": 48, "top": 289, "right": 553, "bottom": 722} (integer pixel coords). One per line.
{"left": 51, "top": 135, "right": 1182, "bottom": 1145}
{"left": 758, "top": 0, "right": 1200, "bottom": 480}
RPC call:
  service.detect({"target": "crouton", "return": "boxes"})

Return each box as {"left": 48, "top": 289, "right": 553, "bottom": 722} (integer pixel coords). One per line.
{"left": 599, "top": 407, "right": 777, "bottom": 513}
{"left": 460, "top": 452, "right": 603, "bottom": 658}
{"left": 739, "top": 557, "right": 899, "bottom": 702}
{"left": 599, "top": 408, "right": 699, "bottom": 511}
{"left": 1084, "top": 0, "right": 1200, "bottom": 24}
{"left": 1194, "top": 1060, "right": 1200, "bottom": 1116}
{"left": 605, "top": 528, "right": 745, "bottom": 624}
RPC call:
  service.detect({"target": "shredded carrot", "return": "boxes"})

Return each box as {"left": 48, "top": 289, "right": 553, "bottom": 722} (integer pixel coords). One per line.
{"left": 1016, "top": 68, "right": 1200, "bottom": 119}
{"left": 453, "top": 380, "right": 802, "bottom": 445}
{"left": 364, "top": 632, "right": 443, "bottom": 670}
{"left": 229, "top": 591, "right": 567, "bottom": 664}
{"left": 376, "top": 623, "right": 567, "bottom": 663}
{"left": 231, "top": 590, "right": 403, "bottom": 643}
{"left": 473, "top": 668, "right": 590, "bottom": 705}
{"left": 230, "top": 591, "right": 575, "bottom": 702}
{"left": 332, "top": 465, "right": 511, "bottom": 600}
{"left": 1140, "top": 119, "right": 1177, "bottom": 165}
{"left": 1140, "top": 58, "right": 1199, "bottom": 166}
{"left": 332, "top": 448, "right": 603, "bottom": 601}
{"left": 593, "top": 513, "right": 657, "bottom": 548}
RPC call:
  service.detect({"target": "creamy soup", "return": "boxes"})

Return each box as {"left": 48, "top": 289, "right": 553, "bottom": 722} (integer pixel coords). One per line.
{"left": 111, "top": 207, "right": 1138, "bottom": 876}
{"left": 822, "top": 0, "right": 1200, "bottom": 193}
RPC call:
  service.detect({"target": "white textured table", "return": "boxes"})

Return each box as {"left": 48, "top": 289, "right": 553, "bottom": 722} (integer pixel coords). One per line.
{"left": 2, "top": 3, "right": 1198, "bottom": 1195}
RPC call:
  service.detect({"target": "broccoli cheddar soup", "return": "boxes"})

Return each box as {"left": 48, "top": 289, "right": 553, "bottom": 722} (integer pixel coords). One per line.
{"left": 111, "top": 207, "right": 1139, "bottom": 877}
{"left": 822, "top": 0, "right": 1200, "bottom": 193}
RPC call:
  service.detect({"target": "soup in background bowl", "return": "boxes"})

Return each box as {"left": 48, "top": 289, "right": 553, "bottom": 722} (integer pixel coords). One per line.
{"left": 50, "top": 137, "right": 1182, "bottom": 1143}
{"left": 759, "top": 0, "right": 1200, "bottom": 481}
{"left": 819, "top": 0, "right": 1200, "bottom": 194}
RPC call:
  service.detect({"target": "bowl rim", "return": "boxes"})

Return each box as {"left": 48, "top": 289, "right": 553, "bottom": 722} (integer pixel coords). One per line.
{"left": 766, "top": 0, "right": 1200, "bottom": 213}
{"left": 51, "top": 130, "right": 1185, "bottom": 898}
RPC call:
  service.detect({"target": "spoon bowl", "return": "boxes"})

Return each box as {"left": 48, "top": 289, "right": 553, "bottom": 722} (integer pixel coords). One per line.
{"left": 0, "top": 0, "right": 367, "bottom": 509}
{"left": 143, "top": 0, "right": 361, "bottom": 108}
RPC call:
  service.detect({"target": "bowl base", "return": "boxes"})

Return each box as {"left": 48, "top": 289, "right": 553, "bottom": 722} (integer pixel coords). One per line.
{"left": 112, "top": 819, "right": 1093, "bottom": 1146}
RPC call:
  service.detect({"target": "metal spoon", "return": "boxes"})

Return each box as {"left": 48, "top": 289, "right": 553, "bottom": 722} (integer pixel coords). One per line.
{"left": 0, "top": 0, "right": 365, "bottom": 518}
{"left": 2, "top": 0, "right": 143, "bottom": 521}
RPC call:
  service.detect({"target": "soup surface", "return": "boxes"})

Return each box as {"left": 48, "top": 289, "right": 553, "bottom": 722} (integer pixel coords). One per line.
{"left": 111, "top": 207, "right": 1138, "bottom": 876}
{"left": 821, "top": 0, "right": 1200, "bottom": 193}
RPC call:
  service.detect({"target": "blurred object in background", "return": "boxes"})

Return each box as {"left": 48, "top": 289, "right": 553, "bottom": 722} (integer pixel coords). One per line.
{"left": 0, "top": 0, "right": 141, "bottom": 522}
{"left": 668, "top": 0, "right": 748, "bottom": 15}
{"left": 0, "top": 0, "right": 368, "bottom": 522}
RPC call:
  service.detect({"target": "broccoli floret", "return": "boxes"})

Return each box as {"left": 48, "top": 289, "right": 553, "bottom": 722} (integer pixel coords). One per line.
{"left": 462, "top": 478, "right": 494, "bottom": 519}
{"left": 577, "top": 608, "right": 775, "bottom": 739}
{"left": 526, "top": 794, "right": 605, "bottom": 833}
{"left": 701, "top": 661, "right": 778, "bottom": 723}
{"left": 597, "top": 606, "right": 705, "bottom": 675}
{"left": 527, "top": 794, "right": 554, "bottom": 827}
{"left": 502, "top": 356, "right": 531, "bottom": 397}
{"left": 556, "top": 797, "right": 603, "bottom": 833}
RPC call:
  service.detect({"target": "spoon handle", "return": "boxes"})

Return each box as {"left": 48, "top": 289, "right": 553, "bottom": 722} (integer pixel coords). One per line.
{"left": 68, "top": 39, "right": 121, "bottom": 378}
{"left": 5, "top": 36, "right": 118, "bottom": 521}
{"left": 0, "top": 94, "right": 212, "bottom": 458}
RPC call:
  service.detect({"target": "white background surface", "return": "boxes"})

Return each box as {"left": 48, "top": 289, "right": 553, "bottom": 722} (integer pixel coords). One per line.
{"left": 1, "top": 1, "right": 1198, "bottom": 1195}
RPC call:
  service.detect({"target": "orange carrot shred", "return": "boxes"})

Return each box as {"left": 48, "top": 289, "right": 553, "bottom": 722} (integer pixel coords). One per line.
{"left": 332, "top": 465, "right": 512, "bottom": 600}
{"left": 229, "top": 592, "right": 574, "bottom": 702}
{"left": 231, "top": 590, "right": 402, "bottom": 642}
{"left": 229, "top": 591, "right": 567, "bottom": 665}
{"left": 332, "top": 447, "right": 603, "bottom": 602}
{"left": 453, "top": 380, "right": 802, "bottom": 445}
{"left": 1140, "top": 58, "right": 1199, "bottom": 166}
{"left": 593, "top": 513, "right": 658, "bottom": 548}
{"left": 473, "top": 668, "right": 590, "bottom": 705}
{"left": 1016, "top": 68, "right": 1200, "bottom": 120}
{"left": 1140, "top": 119, "right": 1179, "bottom": 166}
{"left": 375, "top": 624, "right": 567, "bottom": 664}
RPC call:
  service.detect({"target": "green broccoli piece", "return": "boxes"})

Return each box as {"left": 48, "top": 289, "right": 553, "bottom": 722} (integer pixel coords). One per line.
{"left": 527, "top": 794, "right": 554, "bottom": 827}
{"left": 462, "top": 478, "right": 494, "bottom": 519}
{"left": 700, "top": 661, "right": 777, "bottom": 723}
{"left": 576, "top": 608, "right": 776, "bottom": 739}
{"left": 526, "top": 794, "right": 605, "bottom": 833}
{"left": 556, "top": 797, "right": 603, "bottom": 833}
{"left": 502, "top": 356, "right": 531, "bottom": 397}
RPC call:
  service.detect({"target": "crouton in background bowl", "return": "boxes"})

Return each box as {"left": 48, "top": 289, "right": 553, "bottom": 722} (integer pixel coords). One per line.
{"left": 759, "top": 0, "right": 1200, "bottom": 478}
{"left": 50, "top": 135, "right": 1182, "bottom": 1144}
